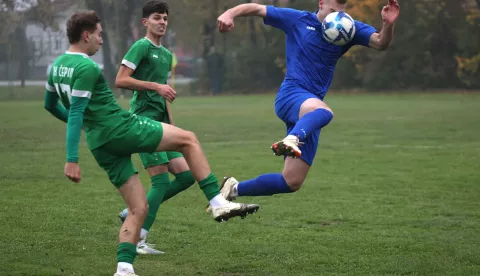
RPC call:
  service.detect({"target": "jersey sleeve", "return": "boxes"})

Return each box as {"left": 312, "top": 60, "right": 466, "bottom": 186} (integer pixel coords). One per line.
{"left": 44, "top": 91, "right": 69, "bottom": 123}
{"left": 66, "top": 96, "right": 88, "bottom": 163}
{"left": 351, "top": 21, "right": 377, "bottom": 47}
{"left": 264, "top": 6, "right": 303, "bottom": 33}
{"left": 66, "top": 63, "right": 99, "bottom": 163}
{"left": 44, "top": 71, "right": 69, "bottom": 123}
{"left": 45, "top": 72, "right": 57, "bottom": 93}
{"left": 121, "top": 42, "right": 147, "bottom": 71}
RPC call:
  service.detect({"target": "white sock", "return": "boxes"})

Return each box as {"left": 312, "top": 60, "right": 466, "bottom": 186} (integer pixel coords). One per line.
{"left": 139, "top": 228, "right": 148, "bottom": 241}
{"left": 285, "top": 134, "right": 298, "bottom": 141}
{"left": 117, "top": 262, "right": 134, "bottom": 274}
{"left": 209, "top": 194, "right": 229, "bottom": 208}
{"left": 232, "top": 184, "right": 239, "bottom": 197}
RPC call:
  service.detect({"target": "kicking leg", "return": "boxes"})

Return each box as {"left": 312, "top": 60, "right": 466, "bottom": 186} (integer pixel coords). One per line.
{"left": 157, "top": 123, "right": 260, "bottom": 222}
{"left": 219, "top": 157, "right": 310, "bottom": 200}
{"left": 219, "top": 117, "right": 320, "bottom": 200}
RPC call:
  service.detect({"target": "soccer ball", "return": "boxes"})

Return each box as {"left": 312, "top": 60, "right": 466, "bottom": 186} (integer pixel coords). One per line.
{"left": 322, "top": 11, "right": 356, "bottom": 46}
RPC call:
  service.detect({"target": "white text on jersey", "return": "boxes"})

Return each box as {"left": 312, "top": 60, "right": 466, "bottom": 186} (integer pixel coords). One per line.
{"left": 55, "top": 65, "right": 74, "bottom": 78}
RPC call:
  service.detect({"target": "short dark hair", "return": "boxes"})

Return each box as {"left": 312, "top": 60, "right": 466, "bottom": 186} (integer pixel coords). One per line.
{"left": 66, "top": 11, "right": 101, "bottom": 44}
{"left": 336, "top": 0, "right": 347, "bottom": 4}
{"left": 142, "top": 1, "right": 169, "bottom": 18}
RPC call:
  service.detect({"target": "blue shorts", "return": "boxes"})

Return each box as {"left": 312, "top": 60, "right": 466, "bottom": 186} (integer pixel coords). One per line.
{"left": 274, "top": 84, "right": 323, "bottom": 166}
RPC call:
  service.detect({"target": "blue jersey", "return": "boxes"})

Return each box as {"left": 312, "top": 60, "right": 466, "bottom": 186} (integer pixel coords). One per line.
{"left": 264, "top": 6, "right": 377, "bottom": 99}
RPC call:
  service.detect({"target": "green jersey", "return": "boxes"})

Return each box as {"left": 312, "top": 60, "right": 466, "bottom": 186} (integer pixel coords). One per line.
{"left": 46, "top": 52, "right": 134, "bottom": 157}
{"left": 121, "top": 37, "right": 173, "bottom": 114}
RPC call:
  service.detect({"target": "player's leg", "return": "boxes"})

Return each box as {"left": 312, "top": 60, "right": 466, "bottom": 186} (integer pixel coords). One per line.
{"left": 136, "top": 154, "right": 170, "bottom": 255}
{"left": 162, "top": 154, "right": 195, "bottom": 202}
{"left": 116, "top": 174, "right": 148, "bottom": 276}
{"left": 222, "top": 160, "right": 308, "bottom": 198}
{"left": 272, "top": 98, "right": 333, "bottom": 157}
{"left": 157, "top": 123, "right": 260, "bottom": 221}
{"left": 91, "top": 147, "right": 146, "bottom": 276}
{"left": 216, "top": 128, "right": 318, "bottom": 201}
{"left": 212, "top": 101, "right": 323, "bottom": 202}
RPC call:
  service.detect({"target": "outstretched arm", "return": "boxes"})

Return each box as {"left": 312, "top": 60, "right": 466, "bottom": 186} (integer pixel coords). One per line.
{"left": 217, "top": 4, "right": 267, "bottom": 32}
{"left": 369, "top": 0, "right": 400, "bottom": 51}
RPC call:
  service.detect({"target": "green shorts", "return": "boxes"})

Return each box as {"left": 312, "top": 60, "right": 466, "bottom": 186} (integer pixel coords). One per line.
{"left": 91, "top": 114, "right": 164, "bottom": 188}
{"left": 139, "top": 151, "right": 184, "bottom": 169}
{"left": 133, "top": 106, "right": 183, "bottom": 169}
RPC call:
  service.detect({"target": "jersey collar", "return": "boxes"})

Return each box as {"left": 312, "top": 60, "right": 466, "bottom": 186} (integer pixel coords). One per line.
{"left": 65, "top": 51, "right": 89, "bottom": 58}
{"left": 144, "top": 37, "right": 163, "bottom": 48}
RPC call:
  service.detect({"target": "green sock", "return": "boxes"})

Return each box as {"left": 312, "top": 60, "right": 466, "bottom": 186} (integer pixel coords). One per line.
{"left": 198, "top": 173, "right": 221, "bottom": 201}
{"left": 143, "top": 172, "right": 170, "bottom": 231}
{"left": 117, "top": 242, "right": 137, "bottom": 264}
{"left": 162, "top": 170, "right": 196, "bottom": 203}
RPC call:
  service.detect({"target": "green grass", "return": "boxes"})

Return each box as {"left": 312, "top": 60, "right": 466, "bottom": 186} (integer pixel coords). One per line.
{"left": 1, "top": 93, "right": 480, "bottom": 276}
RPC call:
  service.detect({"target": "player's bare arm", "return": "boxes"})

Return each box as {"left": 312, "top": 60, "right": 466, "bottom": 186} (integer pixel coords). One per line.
{"left": 369, "top": 0, "right": 400, "bottom": 51}
{"left": 217, "top": 3, "right": 267, "bottom": 33}
{"left": 166, "top": 101, "right": 174, "bottom": 125}
{"left": 116, "top": 66, "right": 176, "bottom": 103}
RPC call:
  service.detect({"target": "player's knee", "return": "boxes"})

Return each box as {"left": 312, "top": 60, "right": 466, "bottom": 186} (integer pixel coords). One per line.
{"left": 130, "top": 202, "right": 148, "bottom": 219}
{"left": 286, "top": 179, "right": 304, "bottom": 192}
{"left": 320, "top": 107, "right": 334, "bottom": 126}
{"left": 184, "top": 131, "right": 200, "bottom": 146}
{"left": 283, "top": 171, "right": 305, "bottom": 192}
{"left": 174, "top": 130, "right": 199, "bottom": 151}
{"left": 322, "top": 106, "right": 334, "bottom": 117}
{"left": 147, "top": 164, "right": 169, "bottom": 177}
{"left": 283, "top": 174, "right": 305, "bottom": 192}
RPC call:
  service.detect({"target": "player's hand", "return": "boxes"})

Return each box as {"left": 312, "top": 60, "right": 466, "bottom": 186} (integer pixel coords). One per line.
{"left": 381, "top": 0, "right": 400, "bottom": 25}
{"left": 64, "top": 162, "right": 81, "bottom": 183}
{"left": 155, "top": 84, "right": 176, "bottom": 103}
{"left": 217, "top": 11, "right": 235, "bottom": 33}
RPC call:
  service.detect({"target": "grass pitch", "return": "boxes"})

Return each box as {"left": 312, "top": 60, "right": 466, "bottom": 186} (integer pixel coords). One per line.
{"left": 1, "top": 92, "right": 479, "bottom": 275}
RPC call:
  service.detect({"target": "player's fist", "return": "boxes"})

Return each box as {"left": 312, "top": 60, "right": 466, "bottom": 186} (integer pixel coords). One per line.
{"left": 64, "top": 162, "right": 81, "bottom": 183}
{"left": 156, "top": 84, "right": 176, "bottom": 103}
{"left": 217, "top": 12, "right": 235, "bottom": 33}
{"left": 381, "top": 0, "right": 400, "bottom": 25}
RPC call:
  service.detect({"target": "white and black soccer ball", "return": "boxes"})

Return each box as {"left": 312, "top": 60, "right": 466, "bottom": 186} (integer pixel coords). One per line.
{"left": 322, "top": 11, "right": 356, "bottom": 46}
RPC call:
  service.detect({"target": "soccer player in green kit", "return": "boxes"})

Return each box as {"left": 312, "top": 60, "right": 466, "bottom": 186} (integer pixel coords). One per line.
{"left": 115, "top": 0, "right": 216, "bottom": 255}
{"left": 43, "top": 10, "right": 259, "bottom": 276}
{"left": 114, "top": 1, "right": 189, "bottom": 255}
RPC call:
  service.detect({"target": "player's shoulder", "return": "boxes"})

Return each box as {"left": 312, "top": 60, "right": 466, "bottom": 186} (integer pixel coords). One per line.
{"left": 133, "top": 38, "right": 150, "bottom": 46}
{"left": 73, "top": 58, "right": 102, "bottom": 78}
{"left": 52, "top": 52, "right": 99, "bottom": 70}
{"left": 296, "top": 10, "right": 320, "bottom": 24}
{"left": 130, "top": 38, "right": 151, "bottom": 51}
{"left": 161, "top": 46, "right": 173, "bottom": 57}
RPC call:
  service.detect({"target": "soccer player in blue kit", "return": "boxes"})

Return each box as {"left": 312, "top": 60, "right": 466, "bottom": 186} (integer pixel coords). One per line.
{"left": 211, "top": 0, "right": 400, "bottom": 205}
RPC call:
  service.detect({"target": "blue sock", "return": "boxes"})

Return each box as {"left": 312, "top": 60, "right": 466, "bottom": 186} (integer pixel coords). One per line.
{"left": 237, "top": 173, "right": 293, "bottom": 196}
{"left": 288, "top": 108, "right": 333, "bottom": 142}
